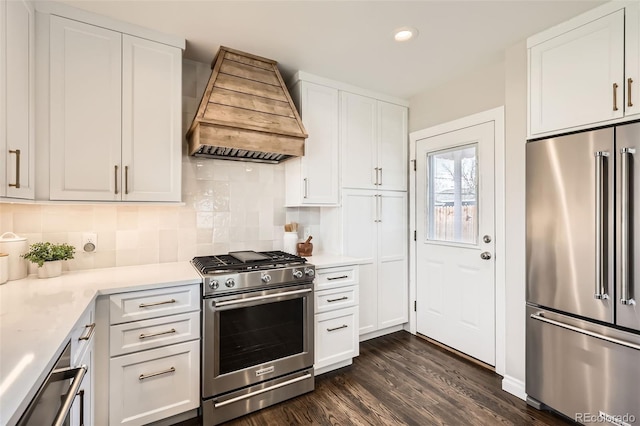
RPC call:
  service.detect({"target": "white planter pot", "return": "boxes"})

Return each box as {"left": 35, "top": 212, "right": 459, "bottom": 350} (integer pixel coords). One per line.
{"left": 37, "top": 260, "right": 63, "bottom": 279}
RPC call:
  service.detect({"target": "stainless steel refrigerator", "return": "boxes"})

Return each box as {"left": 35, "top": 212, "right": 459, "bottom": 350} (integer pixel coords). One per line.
{"left": 526, "top": 122, "right": 640, "bottom": 424}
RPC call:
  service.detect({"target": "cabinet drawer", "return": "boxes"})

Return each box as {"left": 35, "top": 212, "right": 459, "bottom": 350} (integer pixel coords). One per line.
{"left": 315, "top": 306, "right": 359, "bottom": 370}
{"left": 71, "top": 303, "right": 96, "bottom": 365}
{"left": 110, "top": 311, "right": 200, "bottom": 357}
{"left": 109, "top": 284, "right": 199, "bottom": 325}
{"left": 315, "top": 265, "right": 359, "bottom": 291}
{"left": 109, "top": 340, "right": 200, "bottom": 426}
{"left": 315, "top": 286, "right": 358, "bottom": 314}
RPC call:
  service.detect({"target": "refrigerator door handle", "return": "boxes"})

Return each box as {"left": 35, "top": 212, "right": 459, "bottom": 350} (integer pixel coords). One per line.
{"left": 530, "top": 312, "right": 640, "bottom": 351}
{"left": 594, "top": 151, "right": 610, "bottom": 300}
{"left": 620, "top": 148, "right": 635, "bottom": 305}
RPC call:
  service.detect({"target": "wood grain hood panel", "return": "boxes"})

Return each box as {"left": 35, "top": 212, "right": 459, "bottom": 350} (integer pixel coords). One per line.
{"left": 186, "top": 46, "right": 307, "bottom": 163}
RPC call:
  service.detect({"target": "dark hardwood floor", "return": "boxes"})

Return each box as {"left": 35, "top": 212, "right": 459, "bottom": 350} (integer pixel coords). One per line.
{"left": 181, "top": 331, "right": 572, "bottom": 425}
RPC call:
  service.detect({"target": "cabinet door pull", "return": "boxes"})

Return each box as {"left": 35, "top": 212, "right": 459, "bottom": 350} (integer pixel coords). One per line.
{"left": 114, "top": 165, "right": 119, "bottom": 195}
{"left": 379, "top": 167, "right": 383, "bottom": 186}
{"left": 327, "top": 296, "right": 348, "bottom": 303}
{"left": 327, "top": 324, "right": 348, "bottom": 332}
{"left": 8, "top": 149, "right": 20, "bottom": 188}
{"left": 139, "top": 298, "right": 176, "bottom": 308}
{"left": 78, "top": 323, "right": 96, "bottom": 341}
{"left": 303, "top": 178, "right": 308, "bottom": 198}
{"left": 374, "top": 167, "right": 379, "bottom": 186}
{"left": 613, "top": 82, "right": 619, "bottom": 111}
{"left": 326, "top": 275, "right": 348, "bottom": 281}
{"left": 138, "top": 366, "right": 175, "bottom": 380}
{"left": 628, "top": 78, "right": 634, "bottom": 108}
{"left": 125, "top": 165, "right": 129, "bottom": 195}
{"left": 139, "top": 328, "right": 176, "bottom": 340}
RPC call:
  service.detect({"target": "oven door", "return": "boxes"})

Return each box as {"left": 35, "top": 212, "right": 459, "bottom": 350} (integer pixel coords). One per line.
{"left": 202, "top": 282, "right": 314, "bottom": 398}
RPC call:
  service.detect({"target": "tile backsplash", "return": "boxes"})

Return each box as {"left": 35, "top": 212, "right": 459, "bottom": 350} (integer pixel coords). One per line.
{"left": 0, "top": 59, "right": 310, "bottom": 273}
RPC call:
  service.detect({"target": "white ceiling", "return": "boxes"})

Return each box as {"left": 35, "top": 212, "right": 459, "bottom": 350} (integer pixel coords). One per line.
{"left": 60, "top": 0, "right": 604, "bottom": 100}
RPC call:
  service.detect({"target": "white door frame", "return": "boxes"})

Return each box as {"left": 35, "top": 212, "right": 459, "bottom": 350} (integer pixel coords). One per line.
{"left": 407, "top": 106, "right": 505, "bottom": 378}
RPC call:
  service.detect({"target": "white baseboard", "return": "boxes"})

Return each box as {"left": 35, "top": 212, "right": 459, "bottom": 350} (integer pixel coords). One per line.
{"left": 502, "top": 375, "right": 526, "bottom": 400}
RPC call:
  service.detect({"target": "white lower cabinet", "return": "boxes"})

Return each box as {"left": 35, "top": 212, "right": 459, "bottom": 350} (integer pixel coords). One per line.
{"left": 314, "top": 264, "right": 360, "bottom": 375}
{"left": 106, "top": 284, "right": 200, "bottom": 426}
{"left": 109, "top": 340, "right": 200, "bottom": 426}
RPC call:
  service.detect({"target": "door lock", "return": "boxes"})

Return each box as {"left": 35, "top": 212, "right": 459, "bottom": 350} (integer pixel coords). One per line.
{"left": 480, "top": 252, "right": 492, "bottom": 260}
{"left": 483, "top": 235, "right": 492, "bottom": 243}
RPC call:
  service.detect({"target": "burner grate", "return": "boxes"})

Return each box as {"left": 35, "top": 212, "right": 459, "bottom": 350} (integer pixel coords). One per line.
{"left": 193, "top": 250, "right": 307, "bottom": 274}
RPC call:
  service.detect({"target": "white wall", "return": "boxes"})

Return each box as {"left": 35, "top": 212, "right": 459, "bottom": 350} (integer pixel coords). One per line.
{"left": 408, "top": 47, "right": 527, "bottom": 397}
{"left": 409, "top": 58, "right": 505, "bottom": 133}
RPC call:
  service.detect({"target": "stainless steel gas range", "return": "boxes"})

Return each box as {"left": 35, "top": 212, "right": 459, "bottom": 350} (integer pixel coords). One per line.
{"left": 192, "top": 250, "right": 315, "bottom": 425}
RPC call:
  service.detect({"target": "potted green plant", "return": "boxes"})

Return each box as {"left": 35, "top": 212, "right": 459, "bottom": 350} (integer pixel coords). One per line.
{"left": 21, "top": 242, "right": 75, "bottom": 278}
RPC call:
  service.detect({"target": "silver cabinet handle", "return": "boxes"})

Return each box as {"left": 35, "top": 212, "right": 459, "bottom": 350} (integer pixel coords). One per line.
{"left": 620, "top": 148, "right": 635, "bottom": 305}
{"left": 377, "top": 194, "right": 382, "bottom": 223}
{"left": 139, "top": 328, "right": 176, "bottom": 340}
{"left": 214, "top": 288, "right": 312, "bottom": 308}
{"left": 139, "top": 366, "right": 175, "bottom": 380}
{"left": 125, "top": 165, "right": 129, "bottom": 195}
{"left": 327, "top": 296, "right": 348, "bottom": 303}
{"left": 530, "top": 312, "right": 640, "bottom": 351}
{"left": 374, "top": 167, "right": 379, "bottom": 186}
{"left": 52, "top": 366, "right": 87, "bottom": 426}
{"left": 480, "top": 252, "right": 492, "bottom": 260}
{"left": 214, "top": 373, "right": 312, "bottom": 408}
{"left": 327, "top": 324, "right": 348, "bottom": 332}
{"left": 594, "top": 151, "right": 610, "bottom": 300}
{"left": 114, "top": 165, "right": 119, "bottom": 195}
{"left": 78, "top": 323, "right": 96, "bottom": 341}
{"left": 8, "top": 149, "right": 20, "bottom": 188}
{"left": 139, "top": 298, "right": 176, "bottom": 308}
{"left": 326, "top": 275, "right": 348, "bottom": 281}
{"left": 628, "top": 78, "right": 634, "bottom": 107}
{"left": 613, "top": 82, "right": 619, "bottom": 111}
{"left": 303, "top": 178, "right": 308, "bottom": 198}
{"left": 379, "top": 167, "right": 383, "bottom": 186}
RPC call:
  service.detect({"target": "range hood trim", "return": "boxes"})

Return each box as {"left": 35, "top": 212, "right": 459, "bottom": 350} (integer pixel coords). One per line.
{"left": 187, "top": 46, "right": 308, "bottom": 163}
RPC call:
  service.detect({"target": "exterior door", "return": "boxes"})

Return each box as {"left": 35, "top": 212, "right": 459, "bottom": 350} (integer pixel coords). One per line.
{"left": 416, "top": 121, "right": 496, "bottom": 366}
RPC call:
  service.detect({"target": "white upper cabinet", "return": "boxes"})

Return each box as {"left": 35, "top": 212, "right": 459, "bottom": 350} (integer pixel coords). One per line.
{"left": 528, "top": 3, "right": 640, "bottom": 137}
{"left": 47, "top": 12, "right": 182, "bottom": 202}
{"left": 121, "top": 35, "right": 181, "bottom": 202}
{"left": 286, "top": 80, "right": 339, "bottom": 206}
{"left": 49, "top": 16, "right": 122, "bottom": 201}
{"left": 341, "top": 92, "right": 407, "bottom": 191}
{"left": 1, "top": 0, "right": 35, "bottom": 199}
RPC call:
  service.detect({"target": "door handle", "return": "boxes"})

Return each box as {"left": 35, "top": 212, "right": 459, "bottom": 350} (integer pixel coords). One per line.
{"left": 594, "top": 151, "right": 609, "bottom": 300}
{"left": 620, "top": 148, "right": 635, "bottom": 305}
{"left": 628, "top": 78, "right": 634, "bottom": 108}
{"left": 8, "top": 149, "right": 20, "bottom": 188}
{"left": 613, "top": 82, "right": 619, "bottom": 111}
{"left": 480, "top": 252, "right": 492, "bottom": 260}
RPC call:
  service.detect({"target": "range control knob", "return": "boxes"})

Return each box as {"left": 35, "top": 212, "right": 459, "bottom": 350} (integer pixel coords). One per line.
{"left": 304, "top": 268, "right": 315, "bottom": 278}
{"left": 261, "top": 274, "right": 272, "bottom": 283}
{"left": 292, "top": 269, "right": 304, "bottom": 279}
{"left": 209, "top": 279, "right": 219, "bottom": 290}
{"left": 225, "top": 278, "right": 236, "bottom": 288}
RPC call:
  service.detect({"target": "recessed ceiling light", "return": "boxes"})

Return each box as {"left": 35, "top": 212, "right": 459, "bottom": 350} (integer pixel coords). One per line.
{"left": 393, "top": 27, "right": 418, "bottom": 42}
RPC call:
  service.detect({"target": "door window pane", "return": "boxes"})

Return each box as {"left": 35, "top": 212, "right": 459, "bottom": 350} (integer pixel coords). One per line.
{"left": 427, "top": 144, "right": 478, "bottom": 244}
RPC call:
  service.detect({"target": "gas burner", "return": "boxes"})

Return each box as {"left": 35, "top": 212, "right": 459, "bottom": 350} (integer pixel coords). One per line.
{"left": 192, "top": 250, "right": 307, "bottom": 274}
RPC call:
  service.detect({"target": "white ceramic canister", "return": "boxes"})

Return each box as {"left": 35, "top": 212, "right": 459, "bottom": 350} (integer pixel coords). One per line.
{"left": 0, "top": 232, "right": 29, "bottom": 280}
{"left": 0, "top": 253, "right": 8, "bottom": 284}
{"left": 283, "top": 232, "right": 299, "bottom": 255}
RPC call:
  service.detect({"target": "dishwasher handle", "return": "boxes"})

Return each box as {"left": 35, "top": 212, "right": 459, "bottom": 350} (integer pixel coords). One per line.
{"left": 52, "top": 365, "right": 87, "bottom": 426}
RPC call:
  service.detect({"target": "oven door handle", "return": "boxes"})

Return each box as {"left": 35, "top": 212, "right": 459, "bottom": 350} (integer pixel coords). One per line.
{"left": 214, "top": 288, "right": 312, "bottom": 307}
{"left": 213, "top": 373, "right": 312, "bottom": 408}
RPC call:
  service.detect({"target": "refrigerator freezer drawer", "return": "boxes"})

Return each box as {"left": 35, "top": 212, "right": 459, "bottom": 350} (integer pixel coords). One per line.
{"left": 526, "top": 306, "right": 640, "bottom": 424}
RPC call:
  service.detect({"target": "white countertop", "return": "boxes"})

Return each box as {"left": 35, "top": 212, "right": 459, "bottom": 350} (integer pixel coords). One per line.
{"left": 303, "top": 253, "right": 366, "bottom": 268}
{"left": 0, "top": 261, "right": 201, "bottom": 426}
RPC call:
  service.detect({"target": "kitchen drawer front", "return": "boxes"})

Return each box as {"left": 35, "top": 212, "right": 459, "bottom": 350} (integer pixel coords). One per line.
{"left": 315, "top": 306, "right": 359, "bottom": 370}
{"left": 71, "top": 302, "right": 96, "bottom": 365}
{"left": 109, "top": 284, "right": 199, "bottom": 325}
{"left": 110, "top": 311, "right": 200, "bottom": 357}
{"left": 315, "top": 285, "right": 358, "bottom": 314}
{"left": 109, "top": 340, "right": 200, "bottom": 426}
{"left": 315, "top": 265, "right": 359, "bottom": 291}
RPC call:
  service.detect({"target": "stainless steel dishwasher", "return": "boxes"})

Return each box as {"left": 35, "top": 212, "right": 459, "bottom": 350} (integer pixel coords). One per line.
{"left": 17, "top": 342, "right": 87, "bottom": 426}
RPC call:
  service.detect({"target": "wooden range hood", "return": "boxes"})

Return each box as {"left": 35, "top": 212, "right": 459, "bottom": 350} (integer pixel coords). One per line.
{"left": 187, "top": 46, "right": 308, "bottom": 163}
